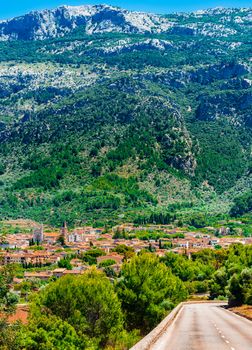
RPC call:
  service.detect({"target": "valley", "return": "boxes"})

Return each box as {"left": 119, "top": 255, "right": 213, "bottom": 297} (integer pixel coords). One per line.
{"left": 0, "top": 5, "right": 252, "bottom": 349}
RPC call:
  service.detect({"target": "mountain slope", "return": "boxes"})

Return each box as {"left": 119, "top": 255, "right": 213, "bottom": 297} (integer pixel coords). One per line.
{"left": 0, "top": 5, "right": 251, "bottom": 226}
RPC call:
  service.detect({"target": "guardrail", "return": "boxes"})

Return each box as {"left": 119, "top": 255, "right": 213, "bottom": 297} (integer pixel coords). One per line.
{"left": 130, "top": 300, "right": 226, "bottom": 350}
{"left": 130, "top": 302, "right": 184, "bottom": 350}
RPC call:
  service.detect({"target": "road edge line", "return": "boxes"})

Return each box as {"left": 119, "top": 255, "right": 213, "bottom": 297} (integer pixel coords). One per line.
{"left": 130, "top": 302, "right": 184, "bottom": 350}
{"left": 221, "top": 306, "right": 252, "bottom": 324}
{"left": 130, "top": 301, "right": 226, "bottom": 350}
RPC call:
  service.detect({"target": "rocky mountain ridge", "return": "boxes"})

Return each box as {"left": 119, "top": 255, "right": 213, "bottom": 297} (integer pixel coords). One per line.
{"left": 0, "top": 5, "right": 251, "bottom": 40}
{"left": 0, "top": 5, "right": 171, "bottom": 40}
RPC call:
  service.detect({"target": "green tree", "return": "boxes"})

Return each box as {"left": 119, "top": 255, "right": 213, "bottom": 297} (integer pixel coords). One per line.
{"left": 189, "top": 213, "right": 208, "bottom": 228}
{"left": 117, "top": 252, "right": 188, "bottom": 333}
{"left": 161, "top": 252, "right": 214, "bottom": 282}
{"left": 20, "top": 316, "right": 80, "bottom": 350}
{"left": 0, "top": 319, "right": 22, "bottom": 350}
{"left": 226, "top": 268, "right": 252, "bottom": 307}
{"left": 0, "top": 265, "right": 19, "bottom": 313}
{"left": 112, "top": 244, "right": 135, "bottom": 260}
{"left": 98, "top": 259, "right": 116, "bottom": 268}
{"left": 29, "top": 268, "right": 124, "bottom": 348}
{"left": 58, "top": 258, "right": 72, "bottom": 270}
{"left": 209, "top": 268, "right": 228, "bottom": 299}
{"left": 0, "top": 265, "right": 20, "bottom": 350}
{"left": 226, "top": 273, "right": 244, "bottom": 307}
{"left": 230, "top": 192, "right": 252, "bottom": 217}
{"left": 82, "top": 248, "right": 105, "bottom": 265}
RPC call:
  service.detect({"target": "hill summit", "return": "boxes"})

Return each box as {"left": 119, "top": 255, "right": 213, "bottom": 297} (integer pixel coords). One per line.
{"left": 0, "top": 5, "right": 251, "bottom": 40}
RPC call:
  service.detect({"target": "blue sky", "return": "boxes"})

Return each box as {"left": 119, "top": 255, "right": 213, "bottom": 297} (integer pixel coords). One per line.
{"left": 1, "top": 1, "right": 251, "bottom": 20}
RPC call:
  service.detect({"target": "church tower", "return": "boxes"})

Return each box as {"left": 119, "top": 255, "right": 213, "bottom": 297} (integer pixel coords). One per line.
{"left": 33, "top": 224, "right": 44, "bottom": 244}
{"left": 60, "top": 221, "right": 68, "bottom": 243}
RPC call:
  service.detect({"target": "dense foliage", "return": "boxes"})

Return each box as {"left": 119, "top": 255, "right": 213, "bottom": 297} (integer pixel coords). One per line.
{"left": 3, "top": 253, "right": 188, "bottom": 349}
{"left": 161, "top": 244, "right": 252, "bottom": 307}
{"left": 0, "top": 9, "right": 251, "bottom": 226}
{"left": 1, "top": 244, "right": 251, "bottom": 349}
{"left": 230, "top": 191, "right": 252, "bottom": 217}
{"left": 25, "top": 269, "right": 124, "bottom": 348}
{"left": 117, "top": 253, "right": 188, "bottom": 332}
{"left": 0, "top": 265, "right": 20, "bottom": 350}
{"left": 0, "top": 265, "right": 18, "bottom": 313}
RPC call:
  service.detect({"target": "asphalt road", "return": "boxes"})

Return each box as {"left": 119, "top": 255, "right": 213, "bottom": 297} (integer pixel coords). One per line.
{"left": 151, "top": 303, "right": 252, "bottom": 350}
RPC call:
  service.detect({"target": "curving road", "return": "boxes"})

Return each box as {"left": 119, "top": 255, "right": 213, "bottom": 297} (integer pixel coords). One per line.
{"left": 151, "top": 303, "right": 252, "bottom": 350}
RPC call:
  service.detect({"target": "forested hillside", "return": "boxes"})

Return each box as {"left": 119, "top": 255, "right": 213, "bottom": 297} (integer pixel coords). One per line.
{"left": 0, "top": 6, "right": 251, "bottom": 226}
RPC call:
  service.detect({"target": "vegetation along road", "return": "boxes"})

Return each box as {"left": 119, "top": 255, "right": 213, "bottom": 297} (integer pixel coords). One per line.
{"left": 151, "top": 303, "right": 252, "bottom": 350}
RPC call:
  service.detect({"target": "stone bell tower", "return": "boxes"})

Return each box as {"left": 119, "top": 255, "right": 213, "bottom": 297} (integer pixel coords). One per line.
{"left": 60, "top": 221, "right": 69, "bottom": 243}
{"left": 33, "top": 224, "right": 44, "bottom": 244}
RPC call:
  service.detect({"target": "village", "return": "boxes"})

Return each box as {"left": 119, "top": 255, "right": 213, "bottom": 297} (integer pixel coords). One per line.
{"left": 1, "top": 220, "right": 251, "bottom": 283}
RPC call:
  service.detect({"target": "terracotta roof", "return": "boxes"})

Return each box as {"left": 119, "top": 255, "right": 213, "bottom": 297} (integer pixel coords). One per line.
{"left": 52, "top": 268, "right": 66, "bottom": 273}
{"left": 7, "top": 305, "right": 29, "bottom": 324}
{"left": 63, "top": 269, "right": 84, "bottom": 275}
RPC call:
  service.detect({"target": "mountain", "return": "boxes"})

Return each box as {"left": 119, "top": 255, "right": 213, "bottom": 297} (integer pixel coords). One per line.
{"left": 0, "top": 5, "right": 251, "bottom": 226}
{"left": 0, "top": 5, "right": 251, "bottom": 40}
{"left": 0, "top": 5, "right": 172, "bottom": 40}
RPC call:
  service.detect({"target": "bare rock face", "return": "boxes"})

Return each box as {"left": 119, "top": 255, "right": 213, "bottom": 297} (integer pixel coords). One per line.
{"left": 0, "top": 5, "right": 251, "bottom": 41}
{"left": 0, "top": 5, "right": 172, "bottom": 41}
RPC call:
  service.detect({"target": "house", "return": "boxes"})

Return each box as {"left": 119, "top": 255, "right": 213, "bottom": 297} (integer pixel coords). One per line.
{"left": 24, "top": 271, "right": 52, "bottom": 280}
{"left": 210, "top": 239, "right": 220, "bottom": 246}
{"left": 52, "top": 268, "right": 66, "bottom": 278}
{"left": 219, "top": 227, "right": 230, "bottom": 236}
{"left": 62, "top": 269, "right": 84, "bottom": 276}
{"left": 70, "top": 258, "right": 84, "bottom": 268}
{"left": 44, "top": 232, "right": 60, "bottom": 244}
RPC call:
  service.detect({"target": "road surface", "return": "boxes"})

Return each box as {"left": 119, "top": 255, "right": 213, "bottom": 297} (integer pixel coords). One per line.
{"left": 151, "top": 303, "right": 252, "bottom": 350}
